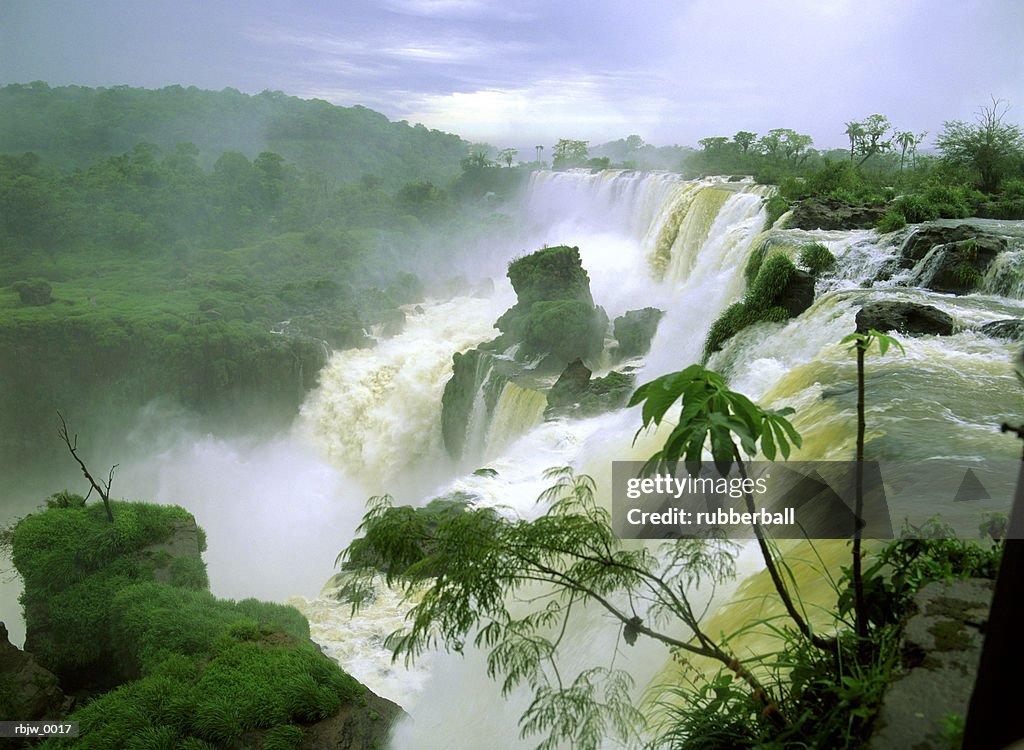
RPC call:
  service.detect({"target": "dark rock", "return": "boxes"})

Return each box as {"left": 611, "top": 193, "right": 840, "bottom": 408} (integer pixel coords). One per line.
{"left": 545, "top": 361, "right": 635, "bottom": 419}
{"left": 0, "top": 621, "right": 71, "bottom": 721}
{"left": 613, "top": 308, "right": 664, "bottom": 360}
{"left": 775, "top": 268, "right": 816, "bottom": 318}
{"left": 897, "top": 225, "right": 1006, "bottom": 294}
{"left": 293, "top": 687, "right": 404, "bottom": 749}
{"left": 899, "top": 225, "right": 1006, "bottom": 264}
{"left": 980, "top": 319, "right": 1024, "bottom": 341}
{"left": 547, "top": 359, "right": 592, "bottom": 409}
{"left": 788, "top": 199, "right": 886, "bottom": 231}
{"left": 868, "top": 579, "right": 992, "bottom": 750}
{"left": 856, "top": 301, "right": 955, "bottom": 337}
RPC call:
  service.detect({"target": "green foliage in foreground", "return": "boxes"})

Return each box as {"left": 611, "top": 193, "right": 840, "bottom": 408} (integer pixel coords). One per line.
{"left": 11, "top": 499, "right": 367, "bottom": 749}
{"left": 41, "top": 633, "right": 359, "bottom": 750}
{"left": 11, "top": 499, "right": 200, "bottom": 676}
{"left": 342, "top": 468, "right": 746, "bottom": 750}
{"left": 704, "top": 252, "right": 797, "bottom": 358}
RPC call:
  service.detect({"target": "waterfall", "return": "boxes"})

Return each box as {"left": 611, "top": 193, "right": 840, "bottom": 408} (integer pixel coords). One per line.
{"left": 284, "top": 171, "right": 1024, "bottom": 749}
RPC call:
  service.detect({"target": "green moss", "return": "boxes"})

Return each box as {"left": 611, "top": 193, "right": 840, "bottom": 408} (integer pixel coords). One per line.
{"left": 521, "top": 299, "right": 604, "bottom": 361}
{"left": 703, "top": 254, "right": 798, "bottom": 359}
{"left": 506, "top": 245, "right": 593, "bottom": 307}
{"left": 19, "top": 500, "right": 367, "bottom": 750}
{"left": 169, "top": 556, "right": 210, "bottom": 591}
{"left": 764, "top": 194, "right": 790, "bottom": 229}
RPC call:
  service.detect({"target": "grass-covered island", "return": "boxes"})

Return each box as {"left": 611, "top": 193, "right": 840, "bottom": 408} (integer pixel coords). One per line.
{"left": 0, "top": 494, "right": 400, "bottom": 749}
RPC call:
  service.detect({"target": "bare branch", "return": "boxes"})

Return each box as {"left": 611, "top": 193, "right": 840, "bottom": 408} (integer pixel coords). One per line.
{"left": 56, "top": 411, "right": 115, "bottom": 523}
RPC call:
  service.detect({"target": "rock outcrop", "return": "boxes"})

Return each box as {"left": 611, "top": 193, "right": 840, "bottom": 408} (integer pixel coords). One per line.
{"left": 898, "top": 224, "right": 1007, "bottom": 294}
{"left": 868, "top": 579, "right": 993, "bottom": 750}
{"left": 856, "top": 301, "right": 955, "bottom": 337}
{"left": 0, "top": 622, "right": 71, "bottom": 721}
{"left": 493, "top": 246, "right": 608, "bottom": 369}
{"left": 613, "top": 307, "right": 664, "bottom": 361}
{"left": 545, "top": 359, "right": 635, "bottom": 419}
{"left": 979, "top": 318, "right": 1024, "bottom": 341}
{"left": 789, "top": 199, "right": 886, "bottom": 230}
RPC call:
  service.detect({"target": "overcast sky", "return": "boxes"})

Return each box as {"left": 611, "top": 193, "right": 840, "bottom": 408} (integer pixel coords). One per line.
{"left": 3, "top": 0, "right": 1023, "bottom": 153}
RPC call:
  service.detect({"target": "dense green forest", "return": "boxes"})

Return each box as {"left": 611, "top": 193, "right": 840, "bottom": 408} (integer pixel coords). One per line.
{"left": 0, "top": 84, "right": 525, "bottom": 476}
{"left": 0, "top": 82, "right": 469, "bottom": 185}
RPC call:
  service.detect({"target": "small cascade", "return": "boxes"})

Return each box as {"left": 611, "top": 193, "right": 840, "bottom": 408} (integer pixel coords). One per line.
{"left": 982, "top": 249, "right": 1024, "bottom": 298}
{"left": 459, "top": 354, "right": 503, "bottom": 462}
{"left": 482, "top": 381, "right": 548, "bottom": 458}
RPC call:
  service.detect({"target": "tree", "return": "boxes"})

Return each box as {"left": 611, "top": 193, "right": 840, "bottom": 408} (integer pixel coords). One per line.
{"left": 624, "top": 134, "right": 645, "bottom": 153}
{"left": 893, "top": 130, "right": 918, "bottom": 172}
{"left": 698, "top": 136, "right": 729, "bottom": 153}
{"left": 844, "top": 121, "right": 864, "bottom": 161}
{"left": 627, "top": 364, "right": 832, "bottom": 650}
{"left": 733, "top": 131, "right": 757, "bottom": 155}
{"left": 937, "top": 97, "right": 1024, "bottom": 192}
{"left": 552, "top": 139, "right": 589, "bottom": 169}
{"left": 341, "top": 468, "right": 780, "bottom": 749}
{"left": 838, "top": 330, "right": 904, "bottom": 637}
{"left": 852, "top": 114, "right": 892, "bottom": 166}
{"left": 498, "top": 148, "right": 517, "bottom": 167}
{"left": 56, "top": 411, "right": 116, "bottom": 523}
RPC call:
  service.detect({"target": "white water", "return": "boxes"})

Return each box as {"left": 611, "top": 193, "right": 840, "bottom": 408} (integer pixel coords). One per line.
{"left": 287, "top": 172, "right": 1024, "bottom": 749}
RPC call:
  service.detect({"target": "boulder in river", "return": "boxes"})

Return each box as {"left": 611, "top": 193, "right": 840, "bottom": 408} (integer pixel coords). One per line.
{"left": 855, "top": 301, "right": 955, "bottom": 336}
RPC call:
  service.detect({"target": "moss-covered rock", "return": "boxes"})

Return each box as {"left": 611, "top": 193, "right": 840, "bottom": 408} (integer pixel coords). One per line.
{"left": 12, "top": 499, "right": 209, "bottom": 691}
{"left": 11, "top": 498, "right": 401, "bottom": 750}
{"left": 494, "top": 246, "right": 607, "bottom": 368}
{"left": 506, "top": 245, "right": 595, "bottom": 308}
{"left": 440, "top": 349, "right": 508, "bottom": 460}
{"left": 704, "top": 253, "right": 812, "bottom": 358}
{"left": 544, "top": 359, "right": 635, "bottom": 419}
{"left": 613, "top": 307, "right": 664, "bottom": 361}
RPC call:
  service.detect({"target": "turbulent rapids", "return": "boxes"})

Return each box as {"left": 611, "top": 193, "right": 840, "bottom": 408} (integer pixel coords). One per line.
{"left": 278, "top": 170, "right": 1024, "bottom": 748}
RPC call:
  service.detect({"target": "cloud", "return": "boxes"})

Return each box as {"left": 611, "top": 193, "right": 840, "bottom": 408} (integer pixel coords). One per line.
{"left": 380, "top": 0, "right": 540, "bottom": 22}
{"left": 399, "top": 73, "right": 675, "bottom": 144}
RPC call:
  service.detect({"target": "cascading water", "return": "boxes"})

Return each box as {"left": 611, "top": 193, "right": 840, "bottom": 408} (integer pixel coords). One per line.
{"left": 284, "top": 170, "right": 1022, "bottom": 749}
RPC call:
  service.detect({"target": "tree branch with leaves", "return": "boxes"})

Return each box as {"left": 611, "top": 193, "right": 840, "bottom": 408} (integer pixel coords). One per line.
{"left": 339, "top": 464, "right": 786, "bottom": 748}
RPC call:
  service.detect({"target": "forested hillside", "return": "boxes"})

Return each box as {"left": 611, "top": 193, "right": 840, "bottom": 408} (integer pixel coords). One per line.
{"left": 0, "top": 84, "right": 521, "bottom": 478}
{"left": 0, "top": 82, "right": 468, "bottom": 185}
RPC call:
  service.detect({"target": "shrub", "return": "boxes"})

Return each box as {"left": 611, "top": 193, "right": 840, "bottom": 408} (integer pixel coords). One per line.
{"left": 703, "top": 254, "right": 798, "bottom": 358}
{"left": 876, "top": 209, "right": 907, "bottom": 233}
{"left": 890, "top": 194, "right": 938, "bottom": 223}
{"left": 798, "top": 242, "right": 837, "bottom": 275}
{"left": 764, "top": 194, "right": 790, "bottom": 229}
